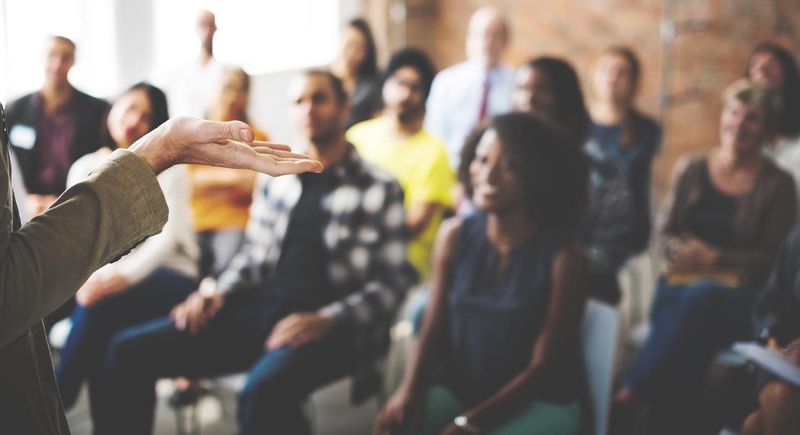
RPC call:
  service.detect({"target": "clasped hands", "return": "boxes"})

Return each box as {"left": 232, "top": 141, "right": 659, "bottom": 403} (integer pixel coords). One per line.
{"left": 668, "top": 236, "right": 719, "bottom": 269}
{"left": 170, "top": 279, "right": 335, "bottom": 350}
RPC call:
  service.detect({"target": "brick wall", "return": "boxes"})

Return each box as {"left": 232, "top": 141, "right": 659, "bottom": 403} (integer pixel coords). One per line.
{"left": 389, "top": 0, "right": 800, "bottom": 195}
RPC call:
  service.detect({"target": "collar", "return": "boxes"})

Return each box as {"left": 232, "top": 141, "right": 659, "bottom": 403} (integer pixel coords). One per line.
{"left": 323, "top": 143, "right": 363, "bottom": 183}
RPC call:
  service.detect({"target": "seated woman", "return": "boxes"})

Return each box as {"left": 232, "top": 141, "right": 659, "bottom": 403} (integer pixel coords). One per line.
{"left": 55, "top": 83, "right": 199, "bottom": 412}
{"left": 740, "top": 339, "right": 800, "bottom": 435}
{"left": 587, "top": 47, "right": 661, "bottom": 304}
{"left": 614, "top": 79, "right": 797, "bottom": 434}
{"left": 331, "top": 18, "right": 383, "bottom": 129}
{"left": 374, "top": 112, "right": 590, "bottom": 435}
{"left": 190, "top": 66, "right": 267, "bottom": 279}
{"left": 741, "top": 227, "right": 800, "bottom": 435}
{"left": 746, "top": 41, "right": 800, "bottom": 199}
{"left": 513, "top": 55, "right": 642, "bottom": 305}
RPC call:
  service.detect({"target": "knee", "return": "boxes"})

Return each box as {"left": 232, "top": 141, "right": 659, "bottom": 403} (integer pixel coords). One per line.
{"left": 105, "top": 329, "right": 153, "bottom": 375}
{"left": 760, "top": 381, "right": 800, "bottom": 409}
{"left": 239, "top": 376, "right": 282, "bottom": 407}
{"left": 740, "top": 411, "right": 764, "bottom": 435}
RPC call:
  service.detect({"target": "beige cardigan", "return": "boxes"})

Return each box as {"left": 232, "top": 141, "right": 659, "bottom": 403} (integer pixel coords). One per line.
{"left": 658, "top": 153, "right": 797, "bottom": 287}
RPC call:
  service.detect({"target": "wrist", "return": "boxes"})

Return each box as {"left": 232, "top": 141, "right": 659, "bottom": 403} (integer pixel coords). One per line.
{"left": 129, "top": 129, "right": 172, "bottom": 174}
{"left": 453, "top": 415, "right": 480, "bottom": 434}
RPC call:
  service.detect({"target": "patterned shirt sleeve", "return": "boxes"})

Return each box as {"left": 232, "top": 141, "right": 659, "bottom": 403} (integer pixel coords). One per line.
{"left": 215, "top": 174, "right": 271, "bottom": 294}
{"left": 319, "top": 180, "right": 415, "bottom": 326}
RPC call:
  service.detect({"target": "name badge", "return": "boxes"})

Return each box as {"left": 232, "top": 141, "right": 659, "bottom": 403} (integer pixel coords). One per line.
{"left": 9, "top": 125, "right": 36, "bottom": 150}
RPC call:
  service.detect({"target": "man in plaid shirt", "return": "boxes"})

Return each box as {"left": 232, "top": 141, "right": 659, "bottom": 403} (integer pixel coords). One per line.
{"left": 95, "top": 70, "right": 414, "bottom": 435}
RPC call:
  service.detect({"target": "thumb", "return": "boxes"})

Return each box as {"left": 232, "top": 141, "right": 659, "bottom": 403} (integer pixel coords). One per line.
{"left": 208, "top": 120, "right": 254, "bottom": 144}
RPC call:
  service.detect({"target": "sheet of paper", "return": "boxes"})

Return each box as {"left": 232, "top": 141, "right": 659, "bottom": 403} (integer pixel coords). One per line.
{"left": 733, "top": 342, "right": 800, "bottom": 388}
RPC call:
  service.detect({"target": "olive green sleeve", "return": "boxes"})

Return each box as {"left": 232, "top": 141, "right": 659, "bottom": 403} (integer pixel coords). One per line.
{"left": 0, "top": 149, "right": 168, "bottom": 348}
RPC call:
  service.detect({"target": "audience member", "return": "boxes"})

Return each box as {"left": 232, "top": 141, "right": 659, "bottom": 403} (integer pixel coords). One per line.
{"left": 55, "top": 83, "right": 199, "bottom": 413}
{"left": 741, "top": 226, "right": 800, "bottom": 435}
{"left": 5, "top": 35, "right": 109, "bottom": 216}
{"left": 332, "top": 18, "right": 384, "bottom": 129}
{"left": 190, "top": 66, "right": 267, "bottom": 278}
{"left": 746, "top": 42, "right": 800, "bottom": 205}
{"left": 375, "top": 112, "right": 589, "bottom": 435}
{"left": 163, "top": 10, "right": 223, "bottom": 118}
{"left": 588, "top": 47, "right": 660, "bottom": 286}
{"left": 740, "top": 339, "right": 800, "bottom": 435}
{"left": 348, "top": 48, "right": 453, "bottom": 280}
{"left": 0, "top": 96, "right": 322, "bottom": 434}
{"left": 614, "top": 79, "right": 796, "bottom": 435}
{"left": 512, "top": 57, "right": 590, "bottom": 142}
{"left": 425, "top": 6, "right": 514, "bottom": 169}
{"left": 513, "top": 56, "right": 638, "bottom": 305}
{"left": 92, "top": 70, "right": 413, "bottom": 435}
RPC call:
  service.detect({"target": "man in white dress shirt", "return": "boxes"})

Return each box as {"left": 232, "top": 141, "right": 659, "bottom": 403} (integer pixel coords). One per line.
{"left": 424, "top": 6, "right": 514, "bottom": 169}
{"left": 164, "top": 10, "right": 224, "bottom": 118}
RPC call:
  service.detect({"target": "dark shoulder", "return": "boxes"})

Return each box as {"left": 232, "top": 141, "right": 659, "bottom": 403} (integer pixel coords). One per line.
{"left": 352, "top": 153, "right": 404, "bottom": 198}
{"left": 72, "top": 88, "right": 110, "bottom": 111}
{"left": 637, "top": 113, "right": 660, "bottom": 134}
{"left": 552, "top": 242, "right": 589, "bottom": 278}
{"left": 435, "top": 216, "right": 464, "bottom": 259}
{"left": 668, "top": 152, "right": 707, "bottom": 184}
{"left": 762, "top": 157, "right": 796, "bottom": 189}
{"left": 6, "top": 92, "right": 37, "bottom": 116}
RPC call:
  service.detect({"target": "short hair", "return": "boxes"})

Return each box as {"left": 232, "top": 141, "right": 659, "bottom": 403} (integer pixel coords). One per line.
{"left": 746, "top": 41, "right": 800, "bottom": 137}
{"left": 303, "top": 69, "right": 348, "bottom": 104}
{"left": 524, "top": 56, "right": 591, "bottom": 142}
{"left": 593, "top": 46, "right": 645, "bottom": 149}
{"left": 383, "top": 47, "right": 437, "bottom": 100}
{"left": 49, "top": 35, "right": 76, "bottom": 50}
{"left": 723, "top": 78, "right": 782, "bottom": 134}
{"left": 346, "top": 18, "right": 379, "bottom": 79}
{"left": 459, "top": 112, "right": 588, "bottom": 232}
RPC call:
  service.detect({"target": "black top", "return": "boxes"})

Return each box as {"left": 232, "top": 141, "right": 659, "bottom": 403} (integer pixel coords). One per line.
{"left": 5, "top": 87, "right": 109, "bottom": 195}
{"left": 444, "top": 213, "right": 583, "bottom": 405}
{"left": 685, "top": 164, "right": 739, "bottom": 249}
{"left": 346, "top": 76, "right": 383, "bottom": 129}
{"left": 755, "top": 226, "right": 800, "bottom": 345}
{"left": 267, "top": 171, "right": 335, "bottom": 311}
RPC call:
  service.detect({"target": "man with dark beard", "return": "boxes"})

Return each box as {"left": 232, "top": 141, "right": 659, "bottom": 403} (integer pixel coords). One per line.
{"left": 94, "top": 70, "right": 413, "bottom": 435}
{"left": 348, "top": 48, "right": 454, "bottom": 281}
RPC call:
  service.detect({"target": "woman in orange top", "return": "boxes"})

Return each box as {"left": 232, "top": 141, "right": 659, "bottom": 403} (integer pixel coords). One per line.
{"left": 190, "top": 66, "right": 268, "bottom": 278}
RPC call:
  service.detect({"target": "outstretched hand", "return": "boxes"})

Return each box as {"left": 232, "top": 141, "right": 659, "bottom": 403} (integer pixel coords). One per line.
{"left": 130, "top": 117, "right": 324, "bottom": 175}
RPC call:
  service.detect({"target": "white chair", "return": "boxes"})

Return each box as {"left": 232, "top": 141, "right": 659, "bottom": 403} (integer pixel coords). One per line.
{"left": 628, "top": 323, "right": 748, "bottom": 367}
{"left": 48, "top": 317, "right": 73, "bottom": 350}
{"left": 583, "top": 299, "right": 620, "bottom": 435}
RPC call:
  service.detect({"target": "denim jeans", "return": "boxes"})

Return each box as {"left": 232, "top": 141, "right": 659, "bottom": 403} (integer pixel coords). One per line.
{"left": 624, "top": 278, "right": 759, "bottom": 431}
{"left": 93, "top": 291, "right": 356, "bottom": 435}
{"left": 55, "top": 267, "right": 196, "bottom": 411}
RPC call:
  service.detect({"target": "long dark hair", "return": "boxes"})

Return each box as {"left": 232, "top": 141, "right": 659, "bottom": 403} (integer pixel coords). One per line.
{"left": 102, "top": 82, "right": 169, "bottom": 149}
{"left": 746, "top": 41, "right": 800, "bottom": 137}
{"left": 526, "top": 56, "right": 591, "bottom": 142}
{"left": 594, "top": 46, "right": 645, "bottom": 149}
{"left": 347, "top": 18, "right": 379, "bottom": 80}
{"left": 459, "top": 112, "right": 588, "bottom": 233}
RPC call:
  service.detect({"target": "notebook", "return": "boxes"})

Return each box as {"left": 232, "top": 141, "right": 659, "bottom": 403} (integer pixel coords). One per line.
{"left": 733, "top": 342, "right": 800, "bottom": 388}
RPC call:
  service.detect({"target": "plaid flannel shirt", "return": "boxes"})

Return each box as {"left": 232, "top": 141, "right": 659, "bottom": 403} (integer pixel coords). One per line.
{"left": 216, "top": 145, "right": 414, "bottom": 333}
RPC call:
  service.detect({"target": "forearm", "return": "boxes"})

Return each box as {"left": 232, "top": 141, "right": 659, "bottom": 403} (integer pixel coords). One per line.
{"left": 462, "top": 367, "right": 549, "bottom": 430}
{"left": 0, "top": 150, "right": 167, "bottom": 346}
{"left": 397, "top": 304, "right": 448, "bottom": 394}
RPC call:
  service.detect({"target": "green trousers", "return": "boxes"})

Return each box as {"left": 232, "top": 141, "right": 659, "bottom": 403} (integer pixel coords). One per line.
{"left": 417, "top": 385, "right": 580, "bottom": 435}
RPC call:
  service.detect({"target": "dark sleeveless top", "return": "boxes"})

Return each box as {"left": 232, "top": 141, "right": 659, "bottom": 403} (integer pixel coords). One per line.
{"left": 444, "top": 212, "right": 583, "bottom": 405}
{"left": 684, "top": 163, "right": 739, "bottom": 249}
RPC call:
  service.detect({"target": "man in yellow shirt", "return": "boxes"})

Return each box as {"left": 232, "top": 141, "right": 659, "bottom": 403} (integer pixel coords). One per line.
{"left": 348, "top": 48, "right": 454, "bottom": 279}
